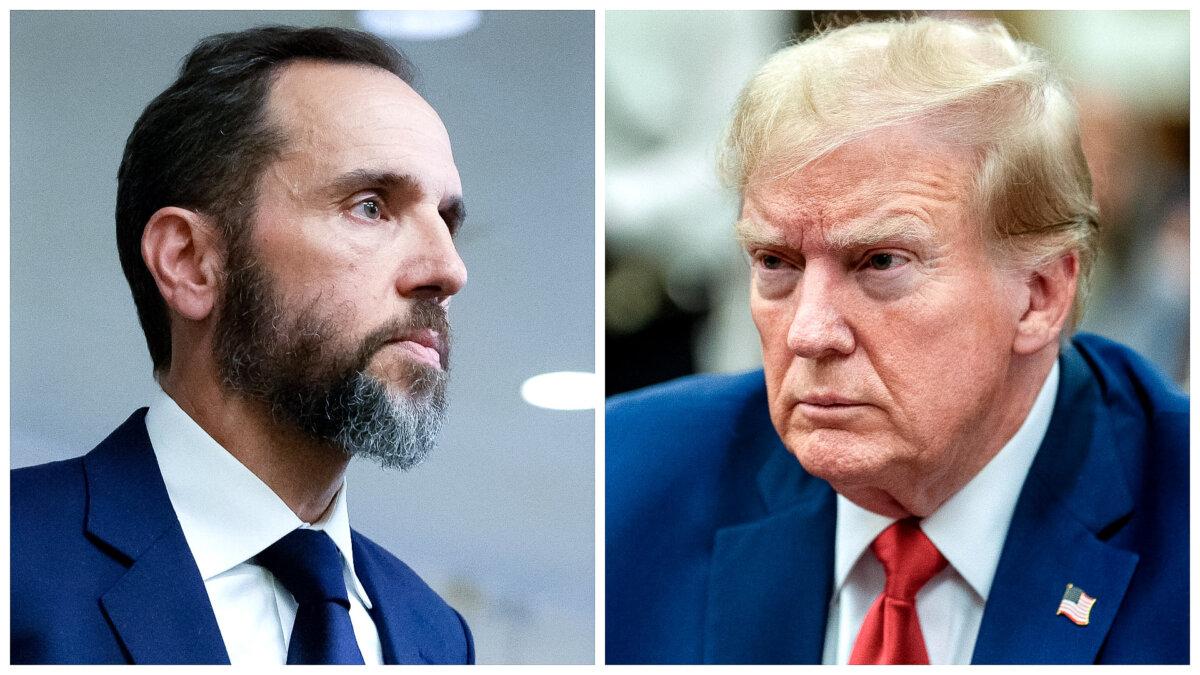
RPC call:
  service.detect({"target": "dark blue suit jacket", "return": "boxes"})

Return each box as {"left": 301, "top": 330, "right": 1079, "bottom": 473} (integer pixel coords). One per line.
{"left": 11, "top": 409, "right": 474, "bottom": 664}
{"left": 606, "top": 333, "right": 1188, "bottom": 664}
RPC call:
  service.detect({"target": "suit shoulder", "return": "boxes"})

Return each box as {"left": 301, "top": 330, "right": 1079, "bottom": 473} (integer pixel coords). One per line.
{"left": 12, "top": 457, "right": 87, "bottom": 529}
{"left": 12, "top": 456, "right": 89, "bottom": 567}
{"left": 1072, "top": 332, "right": 1188, "bottom": 445}
{"left": 351, "top": 531, "right": 473, "bottom": 664}
{"left": 1073, "top": 333, "right": 1187, "bottom": 410}
{"left": 607, "top": 368, "right": 770, "bottom": 480}
{"left": 609, "top": 367, "right": 768, "bottom": 437}
{"left": 607, "top": 370, "right": 769, "bottom": 506}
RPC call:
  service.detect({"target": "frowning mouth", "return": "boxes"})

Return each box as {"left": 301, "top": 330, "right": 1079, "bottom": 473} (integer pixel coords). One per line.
{"left": 794, "top": 392, "right": 872, "bottom": 422}
{"left": 797, "top": 392, "right": 863, "bottom": 407}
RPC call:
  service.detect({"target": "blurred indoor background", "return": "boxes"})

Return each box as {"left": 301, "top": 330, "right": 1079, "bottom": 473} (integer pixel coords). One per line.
{"left": 606, "top": 10, "right": 1189, "bottom": 395}
{"left": 11, "top": 10, "right": 594, "bottom": 664}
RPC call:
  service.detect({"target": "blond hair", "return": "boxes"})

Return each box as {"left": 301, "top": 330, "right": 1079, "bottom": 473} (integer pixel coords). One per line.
{"left": 719, "top": 17, "right": 1099, "bottom": 326}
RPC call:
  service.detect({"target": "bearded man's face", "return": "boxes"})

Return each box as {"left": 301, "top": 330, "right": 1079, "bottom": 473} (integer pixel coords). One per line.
{"left": 209, "top": 61, "right": 467, "bottom": 469}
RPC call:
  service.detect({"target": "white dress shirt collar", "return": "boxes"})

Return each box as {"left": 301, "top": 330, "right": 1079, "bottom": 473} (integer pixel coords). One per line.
{"left": 833, "top": 361, "right": 1060, "bottom": 600}
{"left": 145, "top": 390, "right": 372, "bottom": 608}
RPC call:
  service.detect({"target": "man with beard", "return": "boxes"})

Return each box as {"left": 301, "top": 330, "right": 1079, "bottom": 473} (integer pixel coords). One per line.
{"left": 12, "top": 26, "right": 471, "bottom": 665}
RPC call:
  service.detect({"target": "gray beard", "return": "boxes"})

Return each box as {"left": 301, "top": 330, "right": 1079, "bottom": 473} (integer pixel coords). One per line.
{"left": 330, "top": 370, "right": 446, "bottom": 470}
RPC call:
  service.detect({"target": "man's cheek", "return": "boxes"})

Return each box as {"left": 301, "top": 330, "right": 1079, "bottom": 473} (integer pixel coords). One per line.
{"left": 753, "top": 309, "right": 792, "bottom": 356}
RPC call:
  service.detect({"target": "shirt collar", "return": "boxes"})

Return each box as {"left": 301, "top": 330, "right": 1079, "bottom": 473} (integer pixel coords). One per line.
{"left": 145, "top": 390, "right": 372, "bottom": 608}
{"left": 833, "top": 362, "right": 1059, "bottom": 600}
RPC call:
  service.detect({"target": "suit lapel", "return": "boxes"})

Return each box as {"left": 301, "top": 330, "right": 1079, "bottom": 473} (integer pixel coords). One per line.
{"left": 99, "top": 535, "right": 232, "bottom": 664}
{"left": 704, "top": 395, "right": 836, "bottom": 664}
{"left": 353, "top": 535, "right": 428, "bottom": 665}
{"left": 84, "top": 410, "right": 229, "bottom": 665}
{"left": 972, "top": 346, "right": 1139, "bottom": 664}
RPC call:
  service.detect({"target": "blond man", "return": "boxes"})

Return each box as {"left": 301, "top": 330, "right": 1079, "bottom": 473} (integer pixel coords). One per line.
{"left": 607, "top": 17, "right": 1187, "bottom": 665}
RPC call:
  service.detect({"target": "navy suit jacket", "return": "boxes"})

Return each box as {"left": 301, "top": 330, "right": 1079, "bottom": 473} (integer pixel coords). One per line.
{"left": 11, "top": 409, "right": 474, "bottom": 665}
{"left": 606, "top": 333, "right": 1188, "bottom": 664}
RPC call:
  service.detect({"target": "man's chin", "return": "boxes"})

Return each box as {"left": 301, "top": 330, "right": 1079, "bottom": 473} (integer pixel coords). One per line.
{"left": 329, "top": 370, "right": 447, "bottom": 471}
{"left": 788, "top": 431, "right": 935, "bottom": 517}
{"left": 367, "top": 359, "right": 445, "bottom": 399}
{"left": 787, "top": 429, "right": 895, "bottom": 485}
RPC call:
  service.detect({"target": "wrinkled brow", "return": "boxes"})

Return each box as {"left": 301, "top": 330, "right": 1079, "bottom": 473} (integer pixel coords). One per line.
{"left": 824, "top": 214, "right": 936, "bottom": 250}
{"left": 735, "top": 218, "right": 788, "bottom": 249}
{"left": 735, "top": 214, "right": 935, "bottom": 251}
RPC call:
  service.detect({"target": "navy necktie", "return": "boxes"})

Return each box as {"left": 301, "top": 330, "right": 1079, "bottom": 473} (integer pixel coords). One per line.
{"left": 256, "top": 528, "right": 366, "bottom": 665}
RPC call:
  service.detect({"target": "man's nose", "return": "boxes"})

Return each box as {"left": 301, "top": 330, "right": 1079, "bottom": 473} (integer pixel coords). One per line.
{"left": 786, "top": 266, "right": 854, "bottom": 359}
{"left": 396, "top": 208, "right": 468, "bottom": 303}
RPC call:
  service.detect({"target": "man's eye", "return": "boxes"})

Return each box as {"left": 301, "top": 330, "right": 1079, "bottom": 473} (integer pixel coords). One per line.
{"left": 759, "top": 254, "right": 786, "bottom": 270}
{"left": 352, "top": 199, "right": 383, "bottom": 221}
{"left": 866, "top": 252, "right": 905, "bottom": 271}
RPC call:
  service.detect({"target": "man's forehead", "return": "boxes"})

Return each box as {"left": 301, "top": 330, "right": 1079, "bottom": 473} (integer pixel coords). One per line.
{"left": 746, "top": 122, "right": 971, "bottom": 197}
{"left": 268, "top": 58, "right": 425, "bottom": 109}
{"left": 737, "top": 128, "right": 971, "bottom": 251}
{"left": 261, "top": 59, "right": 460, "bottom": 197}
{"left": 266, "top": 59, "right": 448, "bottom": 152}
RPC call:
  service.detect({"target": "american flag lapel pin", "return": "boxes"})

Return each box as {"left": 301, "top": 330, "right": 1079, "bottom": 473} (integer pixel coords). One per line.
{"left": 1056, "top": 583, "right": 1096, "bottom": 626}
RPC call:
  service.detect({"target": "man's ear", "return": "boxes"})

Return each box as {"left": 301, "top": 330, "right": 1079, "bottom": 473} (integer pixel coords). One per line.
{"left": 1013, "top": 251, "right": 1079, "bottom": 355}
{"left": 141, "top": 207, "right": 222, "bottom": 322}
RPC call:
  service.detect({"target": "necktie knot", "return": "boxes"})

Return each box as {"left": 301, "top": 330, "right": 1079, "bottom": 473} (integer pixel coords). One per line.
{"left": 257, "top": 528, "right": 350, "bottom": 608}
{"left": 871, "top": 517, "right": 947, "bottom": 600}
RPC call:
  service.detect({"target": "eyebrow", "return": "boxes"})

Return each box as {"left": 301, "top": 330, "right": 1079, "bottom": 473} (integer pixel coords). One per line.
{"left": 825, "top": 214, "right": 936, "bottom": 250}
{"left": 735, "top": 213, "right": 935, "bottom": 251}
{"left": 327, "top": 169, "right": 419, "bottom": 199}
{"left": 735, "top": 218, "right": 787, "bottom": 249}
{"left": 326, "top": 169, "right": 466, "bottom": 236}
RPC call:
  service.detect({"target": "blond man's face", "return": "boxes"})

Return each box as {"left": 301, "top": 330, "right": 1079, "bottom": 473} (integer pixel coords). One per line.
{"left": 740, "top": 124, "right": 1030, "bottom": 517}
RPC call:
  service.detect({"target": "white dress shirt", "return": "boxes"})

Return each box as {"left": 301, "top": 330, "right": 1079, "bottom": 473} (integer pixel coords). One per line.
{"left": 822, "top": 362, "right": 1059, "bottom": 664}
{"left": 145, "top": 390, "right": 384, "bottom": 665}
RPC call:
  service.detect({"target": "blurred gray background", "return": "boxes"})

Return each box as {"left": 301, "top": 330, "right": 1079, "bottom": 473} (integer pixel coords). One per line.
{"left": 606, "top": 10, "right": 1189, "bottom": 395}
{"left": 11, "top": 10, "right": 594, "bottom": 664}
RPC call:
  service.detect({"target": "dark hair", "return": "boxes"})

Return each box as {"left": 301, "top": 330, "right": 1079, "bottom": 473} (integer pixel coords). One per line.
{"left": 116, "top": 25, "right": 415, "bottom": 373}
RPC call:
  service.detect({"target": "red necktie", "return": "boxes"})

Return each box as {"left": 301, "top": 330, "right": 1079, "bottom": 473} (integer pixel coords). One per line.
{"left": 849, "top": 518, "right": 948, "bottom": 665}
